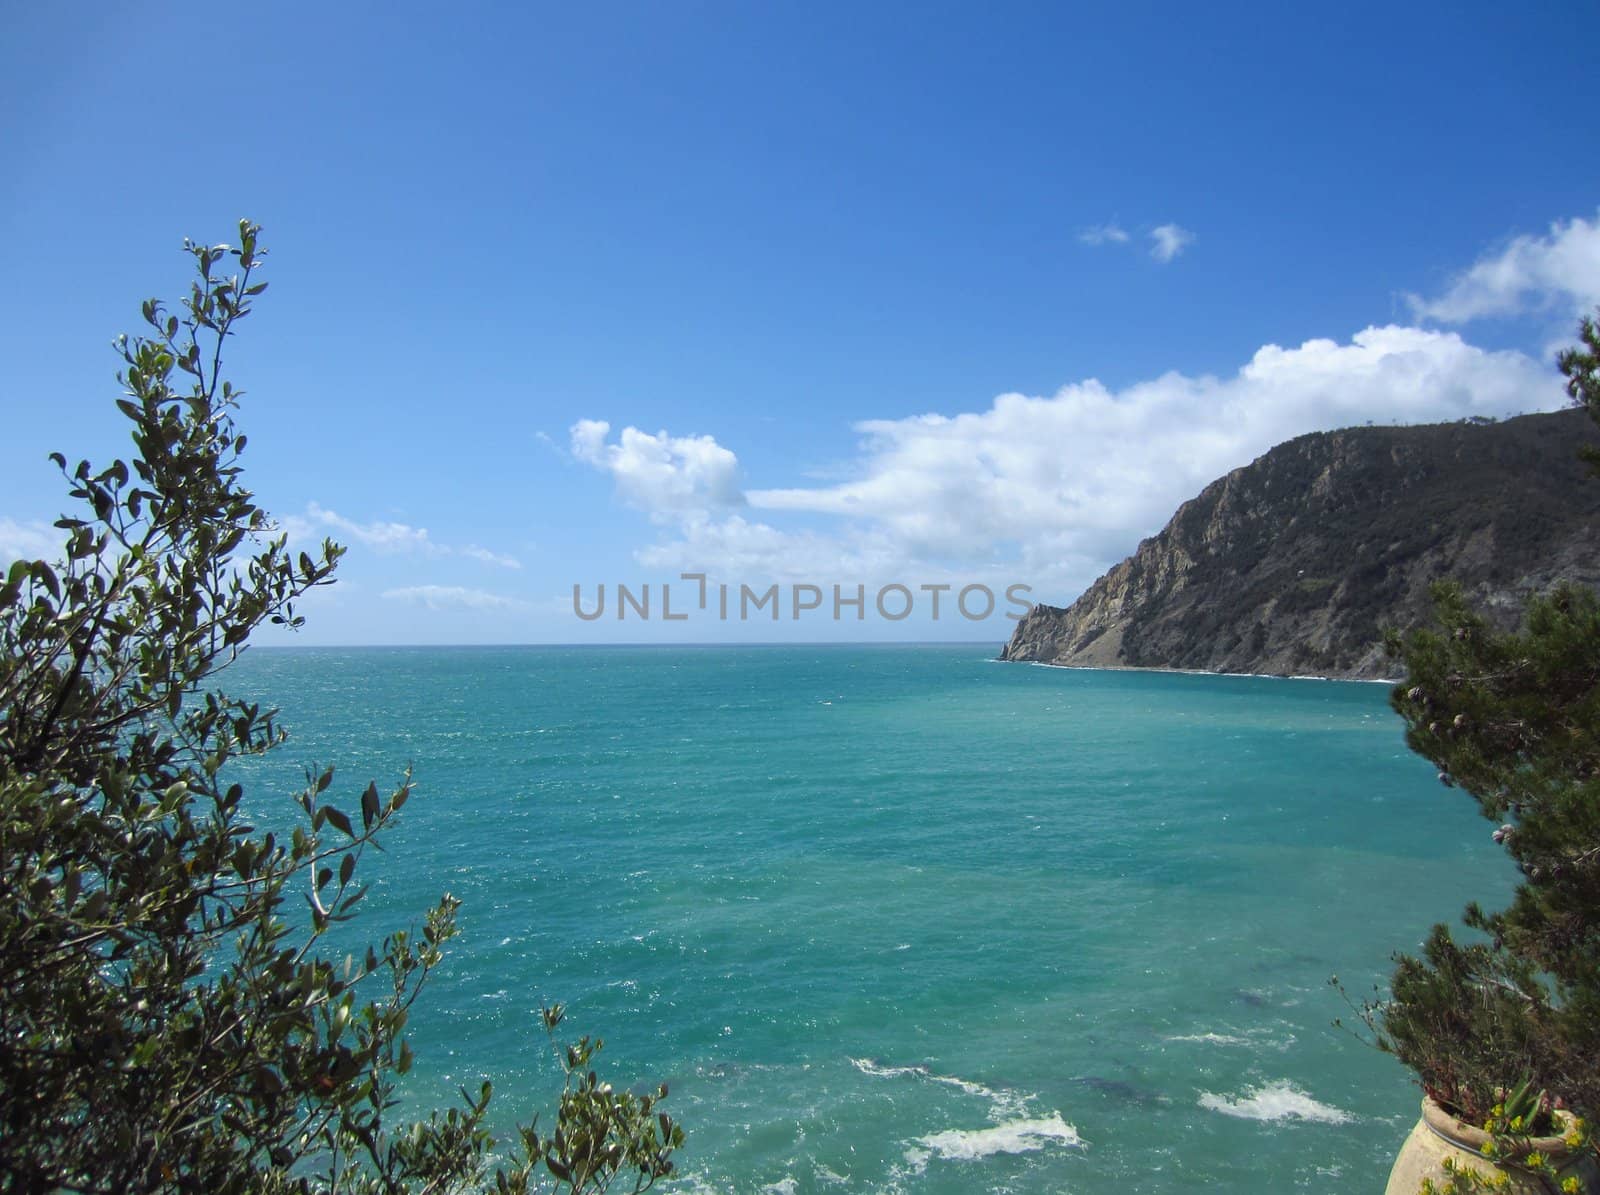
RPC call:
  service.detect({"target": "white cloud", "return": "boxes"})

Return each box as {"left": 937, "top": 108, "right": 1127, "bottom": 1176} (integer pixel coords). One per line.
{"left": 609, "top": 325, "right": 1557, "bottom": 601}
{"left": 751, "top": 326, "right": 1550, "bottom": 551}
{"left": 571, "top": 420, "right": 745, "bottom": 518}
{"left": 1408, "top": 210, "right": 1600, "bottom": 322}
{"left": 632, "top": 514, "right": 904, "bottom": 581}
{"left": 0, "top": 518, "right": 63, "bottom": 564}
{"left": 382, "top": 585, "right": 529, "bottom": 611}
{"left": 287, "top": 502, "right": 438, "bottom": 554}
{"left": 1079, "top": 223, "right": 1130, "bottom": 246}
{"left": 279, "top": 503, "right": 521, "bottom": 569}
{"left": 461, "top": 545, "right": 522, "bottom": 569}
{"left": 1149, "top": 223, "right": 1194, "bottom": 263}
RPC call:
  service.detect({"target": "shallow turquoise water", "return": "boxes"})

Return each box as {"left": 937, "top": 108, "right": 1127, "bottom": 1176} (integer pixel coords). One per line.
{"left": 226, "top": 644, "right": 1513, "bottom": 1193}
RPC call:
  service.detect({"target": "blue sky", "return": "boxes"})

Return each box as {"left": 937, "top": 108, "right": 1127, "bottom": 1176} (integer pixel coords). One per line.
{"left": 2, "top": 2, "right": 1597, "bottom": 645}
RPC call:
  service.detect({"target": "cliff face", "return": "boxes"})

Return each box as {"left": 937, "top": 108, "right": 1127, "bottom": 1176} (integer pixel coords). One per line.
{"left": 1001, "top": 410, "right": 1600, "bottom": 679}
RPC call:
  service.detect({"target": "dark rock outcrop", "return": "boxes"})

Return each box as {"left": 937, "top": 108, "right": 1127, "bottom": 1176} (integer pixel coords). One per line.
{"left": 1001, "top": 410, "right": 1600, "bottom": 679}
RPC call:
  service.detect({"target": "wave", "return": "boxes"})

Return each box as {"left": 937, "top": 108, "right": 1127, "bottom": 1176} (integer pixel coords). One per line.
{"left": 1197, "top": 1080, "right": 1353, "bottom": 1124}
{"left": 1165, "top": 1032, "right": 1251, "bottom": 1046}
{"left": 849, "top": 1057, "right": 994, "bottom": 1100}
{"left": 912, "top": 1113, "right": 1083, "bottom": 1161}
{"left": 848, "top": 1057, "right": 1023, "bottom": 1116}
{"left": 1163, "top": 1027, "right": 1296, "bottom": 1051}
{"left": 853, "top": 1057, "right": 1085, "bottom": 1170}
{"left": 658, "top": 1174, "right": 726, "bottom": 1195}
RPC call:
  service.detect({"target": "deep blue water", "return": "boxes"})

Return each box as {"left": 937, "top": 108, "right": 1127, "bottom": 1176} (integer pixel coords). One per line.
{"left": 225, "top": 644, "right": 1513, "bottom": 1193}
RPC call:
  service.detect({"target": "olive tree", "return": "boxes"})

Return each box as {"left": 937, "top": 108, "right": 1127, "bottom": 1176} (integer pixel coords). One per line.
{"left": 0, "top": 222, "right": 681, "bottom": 1194}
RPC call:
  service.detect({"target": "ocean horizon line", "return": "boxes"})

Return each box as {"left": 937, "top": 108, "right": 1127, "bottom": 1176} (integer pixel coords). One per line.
{"left": 249, "top": 638, "right": 1008, "bottom": 651}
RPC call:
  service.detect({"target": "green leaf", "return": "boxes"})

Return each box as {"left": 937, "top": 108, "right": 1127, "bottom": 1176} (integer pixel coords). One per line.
{"left": 31, "top": 561, "right": 59, "bottom": 599}
{"left": 324, "top": 806, "right": 353, "bottom": 838}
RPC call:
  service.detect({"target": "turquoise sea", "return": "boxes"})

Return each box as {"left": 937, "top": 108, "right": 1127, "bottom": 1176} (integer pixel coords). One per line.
{"left": 227, "top": 644, "right": 1514, "bottom": 1194}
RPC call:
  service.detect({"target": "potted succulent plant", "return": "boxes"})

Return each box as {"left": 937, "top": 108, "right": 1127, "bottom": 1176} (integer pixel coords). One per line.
{"left": 1369, "top": 315, "right": 1600, "bottom": 1194}
{"left": 1385, "top": 1079, "right": 1593, "bottom": 1194}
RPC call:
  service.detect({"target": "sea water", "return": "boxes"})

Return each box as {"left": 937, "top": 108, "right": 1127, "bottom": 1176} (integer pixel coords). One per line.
{"left": 224, "top": 643, "right": 1513, "bottom": 1193}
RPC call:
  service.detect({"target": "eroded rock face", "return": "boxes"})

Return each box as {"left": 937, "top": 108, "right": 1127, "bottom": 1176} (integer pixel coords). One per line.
{"left": 1001, "top": 410, "right": 1600, "bottom": 680}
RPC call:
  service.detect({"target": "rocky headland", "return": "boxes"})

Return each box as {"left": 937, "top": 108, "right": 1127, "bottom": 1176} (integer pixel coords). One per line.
{"left": 1001, "top": 410, "right": 1600, "bottom": 680}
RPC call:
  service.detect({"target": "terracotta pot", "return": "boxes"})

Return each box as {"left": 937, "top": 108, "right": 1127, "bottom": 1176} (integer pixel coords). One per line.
{"left": 1385, "top": 1096, "right": 1598, "bottom": 1194}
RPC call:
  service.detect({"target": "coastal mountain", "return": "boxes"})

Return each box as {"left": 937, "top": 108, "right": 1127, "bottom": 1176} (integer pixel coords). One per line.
{"left": 1001, "top": 409, "right": 1600, "bottom": 679}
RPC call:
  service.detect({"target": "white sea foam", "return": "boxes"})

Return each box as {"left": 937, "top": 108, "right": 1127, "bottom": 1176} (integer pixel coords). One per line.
{"left": 914, "top": 1114, "right": 1084, "bottom": 1160}
{"left": 900, "top": 1146, "right": 930, "bottom": 1177}
{"left": 848, "top": 1057, "right": 1020, "bottom": 1113}
{"left": 660, "top": 1175, "right": 726, "bottom": 1195}
{"left": 1164, "top": 1027, "right": 1295, "bottom": 1052}
{"left": 1197, "top": 1081, "right": 1353, "bottom": 1124}
{"left": 1165, "top": 1032, "right": 1251, "bottom": 1046}
{"left": 759, "top": 1178, "right": 798, "bottom": 1195}
{"left": 853, "top": 1057, "right": 1084, "bottom": 1167}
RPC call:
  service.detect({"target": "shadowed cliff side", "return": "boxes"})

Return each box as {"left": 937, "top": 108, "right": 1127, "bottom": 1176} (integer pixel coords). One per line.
{"left": 1001, "top": 410, "right": 1600, "bottom": 679}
